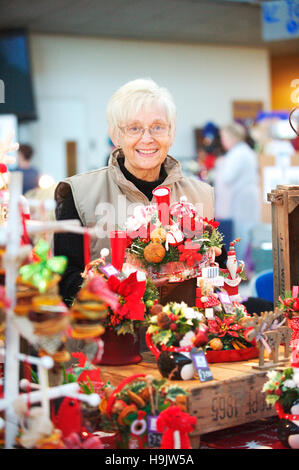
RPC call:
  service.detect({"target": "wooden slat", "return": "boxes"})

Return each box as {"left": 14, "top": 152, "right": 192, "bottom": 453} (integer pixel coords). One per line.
{"left": 268, "top": 185, "right": 299, "bottom": 304}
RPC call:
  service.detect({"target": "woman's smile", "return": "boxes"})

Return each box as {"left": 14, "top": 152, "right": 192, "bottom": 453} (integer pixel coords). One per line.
{"left": 136, "top": 148, "right": 159, "bottom": 157}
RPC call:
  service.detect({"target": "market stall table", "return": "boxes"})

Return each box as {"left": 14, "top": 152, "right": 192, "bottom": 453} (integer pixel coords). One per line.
{"left": 100, "top": 351, "right": 288, "bottom": 449}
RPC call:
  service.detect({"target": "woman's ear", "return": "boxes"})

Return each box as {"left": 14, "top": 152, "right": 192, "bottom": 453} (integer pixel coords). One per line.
{"left": 108, "top": 128, "right": 120, "bottom": 148}
{"left": 169, "top": 126, "right": 176, "bottom": 147}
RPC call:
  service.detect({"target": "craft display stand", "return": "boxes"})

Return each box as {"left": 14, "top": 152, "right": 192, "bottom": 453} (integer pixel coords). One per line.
{"left": 0, "top": 171, "right": 100, "bottom": 449}
{"left": 267, "top": 185, "right": 299, "bottom": 306}
{"left": 100, "top": 350, "right": 288, "bottom": 449}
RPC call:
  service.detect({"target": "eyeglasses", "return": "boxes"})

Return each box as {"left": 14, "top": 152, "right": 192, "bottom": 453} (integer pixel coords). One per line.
{"left": 119, "top": 124, "right": 170, "bottom": 138}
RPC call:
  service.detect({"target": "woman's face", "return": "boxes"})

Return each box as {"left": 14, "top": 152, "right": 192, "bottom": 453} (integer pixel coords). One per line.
{"left": 220, "top": 130, "right": 236, "bottom": 151}
{"left": 115, "top": 103, "right": 174, "bottom": 180}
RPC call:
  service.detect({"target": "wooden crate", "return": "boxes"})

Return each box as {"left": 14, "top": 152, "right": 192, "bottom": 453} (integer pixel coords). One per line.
{"left": 267, "top": 185, "right": 299, "bottom": 305}
{"left": 100, "top": 351, "right": 285, "bottom": 448}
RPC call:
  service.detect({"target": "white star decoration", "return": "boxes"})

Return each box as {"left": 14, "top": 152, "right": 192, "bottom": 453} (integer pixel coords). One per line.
{"left": 244, "top": 440, "right": 272, "bottom": 449}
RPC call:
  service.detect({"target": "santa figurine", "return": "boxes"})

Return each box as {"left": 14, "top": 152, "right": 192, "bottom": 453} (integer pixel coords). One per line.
{"left": 220, "top": 238, "right": 245, "bottom": 302}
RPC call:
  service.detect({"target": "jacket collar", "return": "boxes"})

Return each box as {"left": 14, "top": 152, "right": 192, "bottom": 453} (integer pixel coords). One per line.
{"left": 108, "top": 148, "right": 184, "bottom": 200}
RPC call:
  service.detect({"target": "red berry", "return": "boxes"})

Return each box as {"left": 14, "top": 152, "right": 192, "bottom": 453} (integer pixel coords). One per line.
{"left": 170, "top": 323, "right": 178, "bottom": 331}
{"left": 292, "top": 298, "right": 299, "bottom": 312}
{"left": 274, "top": 389, "right": 282, "bottom": 396}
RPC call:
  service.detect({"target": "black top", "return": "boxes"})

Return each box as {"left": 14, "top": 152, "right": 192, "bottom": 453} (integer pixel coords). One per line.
{"left": 54, "top": 159, "right": 227, "bottom": 305}
{"left": 118, "top": 157, "right": 168, "bottom": 201}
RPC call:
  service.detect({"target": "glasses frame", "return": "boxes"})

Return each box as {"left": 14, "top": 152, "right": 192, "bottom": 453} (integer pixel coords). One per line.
{"left": 118, "top": 124, "right": 171, "bottom": 138}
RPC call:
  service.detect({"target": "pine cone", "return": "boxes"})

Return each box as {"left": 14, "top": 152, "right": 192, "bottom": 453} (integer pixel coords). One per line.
{"left": 157, "top": 312, "right": 172, "bottom": 330}
{"left": 205, "top": 224, "right": 214, "bottom": 237}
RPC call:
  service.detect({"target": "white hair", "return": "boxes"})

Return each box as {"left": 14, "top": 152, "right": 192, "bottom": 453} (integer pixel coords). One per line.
{"left": 106, "top": 78, "right": 177, "bottom": 142}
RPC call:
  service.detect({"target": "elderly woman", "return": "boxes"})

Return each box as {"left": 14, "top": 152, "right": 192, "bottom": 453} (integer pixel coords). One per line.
{"left": 54, "top": 79, "right": 224, "bottom": 306}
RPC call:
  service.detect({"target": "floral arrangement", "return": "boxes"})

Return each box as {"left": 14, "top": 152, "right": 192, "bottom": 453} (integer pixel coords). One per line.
{"left": 278, "top": 291, "right": 299, "bottom": 320}
{"left": 99, "top": 373, "right": 189, "bottom": 449}
{"left": 205, "top": 306, "right": 254, "bottom": 352}
{"left": 262, "top": 368, "right": 299, "bottom": 412}
{"left": 63, "top": 352, "right": 105, "bottom": 396}
{"left": 146, "top": 302, "right": 208, "bottom": 351}
{"left": 124, "top": 194, "right": 223, "bottom": 282}
{"left": 104, "top": 273, "right": 159, "bottom": 337}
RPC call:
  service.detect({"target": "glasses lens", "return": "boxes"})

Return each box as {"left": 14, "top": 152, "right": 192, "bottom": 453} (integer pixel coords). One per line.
{"left": 126, "top": 126, "right": 142, "bottom": 137}
{"left": 150, "top": 125, "right": 168, "bottom": 136}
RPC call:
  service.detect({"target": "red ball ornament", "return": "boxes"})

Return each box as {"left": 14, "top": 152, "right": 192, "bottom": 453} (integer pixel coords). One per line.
{"left": 0, "top": 164, "right": 7, "bottom": 174}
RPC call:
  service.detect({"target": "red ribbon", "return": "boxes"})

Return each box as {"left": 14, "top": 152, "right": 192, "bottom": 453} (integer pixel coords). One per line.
{"left": 24, "top": 357, "right": 32, "bottom": 413}
{"left": 83, "top": 229, "right": 91, "bottom": 266}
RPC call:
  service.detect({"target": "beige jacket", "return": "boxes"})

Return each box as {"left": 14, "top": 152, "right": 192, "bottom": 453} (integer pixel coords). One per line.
{"left": 55, "top": 149, "right": 214, "bottom": 261}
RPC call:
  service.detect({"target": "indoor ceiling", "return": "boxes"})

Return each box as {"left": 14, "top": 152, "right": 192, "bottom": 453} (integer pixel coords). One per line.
{"left": 1, "top": 0, "right": 299, "bottom": 55}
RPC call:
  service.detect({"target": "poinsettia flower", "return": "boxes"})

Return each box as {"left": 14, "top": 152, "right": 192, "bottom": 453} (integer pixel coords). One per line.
{"left": 177, "top": 240, "right": 202, "bottom": 267}
{"left": 208, "top": 316, "right": 243, "bottom": 338}
{"left": 72, "top": 352, "right": 87, "bottom": 368}
{"left": 107, "top": 272, "right": 146, "bottom": 321}
{"left": 202, "top": 217, "right": 220, "bottom": 229}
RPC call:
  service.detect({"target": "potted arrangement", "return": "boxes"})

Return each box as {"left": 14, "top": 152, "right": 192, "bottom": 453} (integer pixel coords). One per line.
{"left": 124, "top": 191, "right": 223, "bottom": 283}
{"left": 99, "top": 373, "right": 189, "bottom": 449}
{"left": 262, "top": 364, "right": 299, "bottom": 448}
{"left": 204, "top": 303, "right": 259, "bottom": 362}
{"left": 278, "top": 288, "right": 299, "bottom": 348}
{"left": 146, "top": 302, "right": 209, "bottom": 380}
{"left": 71, "top": 271, "right": 159, "bottom": 366}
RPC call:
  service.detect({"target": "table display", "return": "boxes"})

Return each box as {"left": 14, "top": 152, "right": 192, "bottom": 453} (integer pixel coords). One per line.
{"left": 0, "top": 131, "right": 297, "bottom": 451}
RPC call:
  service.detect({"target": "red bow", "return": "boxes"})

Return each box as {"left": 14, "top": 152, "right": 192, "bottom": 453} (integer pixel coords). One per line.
{"left": 107, "top": 272, "right": 146, "bottom": 321}
{"left": 178, "top": 239, "right": 202, "bottom": 267}
{"left": 202, "top": 217, "right": 220, "bottom": 229}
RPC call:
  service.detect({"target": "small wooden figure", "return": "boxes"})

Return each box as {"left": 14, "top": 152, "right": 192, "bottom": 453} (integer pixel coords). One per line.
{"left": 278, "top": 325, "right": 292, "bottom": 363}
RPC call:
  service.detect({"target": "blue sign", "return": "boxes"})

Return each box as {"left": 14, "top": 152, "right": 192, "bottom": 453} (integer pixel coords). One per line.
{"left": 262, "top": 0, "right": 299, "bottom": 40}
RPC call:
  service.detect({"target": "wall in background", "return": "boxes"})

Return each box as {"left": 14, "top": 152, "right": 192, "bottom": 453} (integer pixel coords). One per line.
{"left": 271, "top": 54, "right": 299, "bottom": 111}
{"left": 19, "top": 33, "right": 271, "bottom": 182}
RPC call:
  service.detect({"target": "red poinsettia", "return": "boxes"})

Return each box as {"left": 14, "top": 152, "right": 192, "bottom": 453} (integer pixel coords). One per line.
{"left": 177, "top": 239, "right": 202, "bottom": 267}
{"left": 70, "top": 353, "right": 104, "bottom": 394}
{"left": 207, "top": 316, "right": 243, "bottom": 338}
{"left": 107, "top": 272, "right": 146, "bottom": 321}
{"left": 202, "top": 217, "right": 220, "bottom": 229}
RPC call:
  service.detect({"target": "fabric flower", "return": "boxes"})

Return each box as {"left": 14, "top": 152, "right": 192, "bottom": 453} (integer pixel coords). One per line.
{"left": 202, "top": 217, "right": 220, "bottom": 229}
{"left": 178, "top": 240, "right": 202, "bottom": 267}
{"left": 179, "top": 331, "right": 196, "bottom": 348}
{"left": 282, "top": 379, "right": 296, "bottom": 389}
{"left": 208, "top": 316, "right": 242, "bottom": 338}
{"left": 184, "top": 307, "right": 204, "bottom": 322}
{"left": 107, "top": 272, "right": 146, "bottom": 321}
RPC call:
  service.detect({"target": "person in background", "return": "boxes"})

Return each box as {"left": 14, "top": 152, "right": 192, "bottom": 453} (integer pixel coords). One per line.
{"left": 16, "top": 144, "right": 40, "bottom": 194}
{"left": 197, "top": 122, "right": 223, "bottom": 184}
{"left": 219, "top": 122, "right": 261, "bottom": 261}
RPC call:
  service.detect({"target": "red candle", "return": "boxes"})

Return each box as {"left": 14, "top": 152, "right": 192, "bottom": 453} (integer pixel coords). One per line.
{"left": 152, "top": 186, "right": 170, "bottom": 226}
{"left": 109, "top": 230, "right": 127, "bottom": 271}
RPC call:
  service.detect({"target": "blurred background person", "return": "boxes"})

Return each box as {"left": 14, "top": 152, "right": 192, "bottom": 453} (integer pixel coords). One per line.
{"left": 16, "top": 144, "right": 40, "bottom": 195}
{"left": 218, "top": 122, "right": 260, "bottom": 261}
{"left": 196, "top": 121, "right": 223, "bottom": 184}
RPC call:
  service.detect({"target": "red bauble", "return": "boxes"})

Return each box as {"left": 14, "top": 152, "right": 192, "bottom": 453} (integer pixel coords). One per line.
{"left": 292, "top": 298, "right": 299, "bottom": 312}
